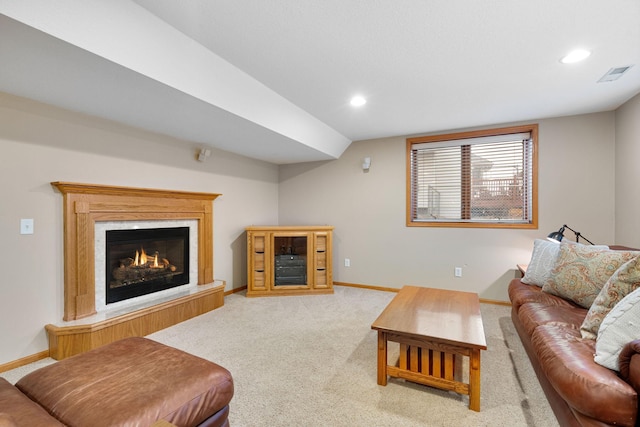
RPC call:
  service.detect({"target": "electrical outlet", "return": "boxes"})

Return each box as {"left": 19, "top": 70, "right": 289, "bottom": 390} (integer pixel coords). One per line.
{"left": 20, "top": 218, "right": 34, "bottom": 235}
{"left": 454, "top": 267, "right": 462, "bottom": 277}
{"left": 344, "top": 258, "right": 351, "bottom": 267}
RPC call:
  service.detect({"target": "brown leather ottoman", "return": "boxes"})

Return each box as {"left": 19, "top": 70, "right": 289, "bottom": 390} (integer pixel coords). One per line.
{"left": 0, "top": 377, "right": 65, "bottom": 426}
{"left": 15, "top": 337, "right": 233, "bottom": 427}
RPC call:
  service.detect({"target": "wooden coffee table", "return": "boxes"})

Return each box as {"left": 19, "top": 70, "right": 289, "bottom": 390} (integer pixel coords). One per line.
{"left": 371, "top": 286, "right": 487, "bottom": 411}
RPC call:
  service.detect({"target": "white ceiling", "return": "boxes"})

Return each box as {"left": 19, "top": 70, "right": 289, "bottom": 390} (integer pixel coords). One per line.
{"left": 1, "top": 1, "right": 639, "bottom": 164}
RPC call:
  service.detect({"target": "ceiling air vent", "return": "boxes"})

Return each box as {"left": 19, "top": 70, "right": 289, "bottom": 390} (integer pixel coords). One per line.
{"left": 598, "top": 65, "right": 634, "bottom": 83}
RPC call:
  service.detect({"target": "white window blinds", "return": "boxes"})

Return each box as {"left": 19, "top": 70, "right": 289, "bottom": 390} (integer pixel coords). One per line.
{"left": 408, "top": 127, "right": 536, "bottom": 226}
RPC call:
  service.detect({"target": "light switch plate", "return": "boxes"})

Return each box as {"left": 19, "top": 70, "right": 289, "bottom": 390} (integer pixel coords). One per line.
{"left": 20, "top": 218, "right": 34, "bottom": 235}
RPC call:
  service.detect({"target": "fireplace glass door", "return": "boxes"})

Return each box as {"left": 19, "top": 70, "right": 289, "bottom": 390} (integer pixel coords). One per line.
{"left": 106, "top": 227, "right": 189, "bottom": 304}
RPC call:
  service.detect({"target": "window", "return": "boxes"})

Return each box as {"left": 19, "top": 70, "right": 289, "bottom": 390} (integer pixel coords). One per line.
{"left": 407, "top": 124, "right": 537, "bottom": 228}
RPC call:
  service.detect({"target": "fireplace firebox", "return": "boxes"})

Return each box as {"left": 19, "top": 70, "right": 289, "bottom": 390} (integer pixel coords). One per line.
{"left": 105, "top": 227, "right": 190, "bottom": 304}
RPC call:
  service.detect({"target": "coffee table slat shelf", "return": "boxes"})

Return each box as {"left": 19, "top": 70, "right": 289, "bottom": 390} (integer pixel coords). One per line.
{"left": 371, "top": 286, "right": 487, "bottom": 411}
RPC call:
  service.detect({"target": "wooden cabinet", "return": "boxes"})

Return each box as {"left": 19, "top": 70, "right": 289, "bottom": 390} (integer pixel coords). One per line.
{"left": 246, "top": 226, "right": 333, "bottom": 297}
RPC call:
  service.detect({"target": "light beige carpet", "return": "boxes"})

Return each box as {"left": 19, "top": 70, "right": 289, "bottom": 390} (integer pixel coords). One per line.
{"left": 2, "top": 286, "right": 558, "bottom": 426}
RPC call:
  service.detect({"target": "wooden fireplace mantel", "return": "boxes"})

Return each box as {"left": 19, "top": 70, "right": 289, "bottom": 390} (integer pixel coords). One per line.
{"left": 51, "top": 182, "right": 221, "bottom": 321}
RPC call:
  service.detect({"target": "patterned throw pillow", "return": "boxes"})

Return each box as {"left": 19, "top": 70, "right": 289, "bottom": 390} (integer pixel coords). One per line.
{"left": 522, "top": 239, "right": 560, "bottom": 287}
{"left": 581, "top": 256, "right": 640, "bottom": 339}
{"left": 594, "top": 287, "right": 640, "bottom": 371}
{"left": 541, "top": 244, "right": 639, "bottom": 308}
{"left": 522, "top": 240, "right": 609, "bottom": 287}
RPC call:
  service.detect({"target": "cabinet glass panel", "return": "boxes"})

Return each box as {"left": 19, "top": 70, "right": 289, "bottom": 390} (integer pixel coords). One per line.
{"left": 273, "top": 236, "right": 307, "bottom": 286}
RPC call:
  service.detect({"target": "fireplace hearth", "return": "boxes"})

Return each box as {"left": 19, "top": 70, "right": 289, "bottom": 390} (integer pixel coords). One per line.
{"left": 106, "top": 227, "right": 189, "bottom": 304}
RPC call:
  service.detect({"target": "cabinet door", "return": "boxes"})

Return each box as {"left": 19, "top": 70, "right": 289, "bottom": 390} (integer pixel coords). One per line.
{"left": 271, "top": 232, "right": 310, "bottom": 290}
{"left": 313, "top": 232, "right": 332, "bottom": 289}
{"left": 248, "top": 232, "right": 269, "bottom": 291}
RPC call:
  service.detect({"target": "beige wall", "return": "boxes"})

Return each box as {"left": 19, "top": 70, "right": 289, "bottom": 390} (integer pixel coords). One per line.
{"left": 0, "top": 93, "right": 279, "bottom": 365}
{"left": 1, "top": 87, "right": 633, "bottom": 366}
{"left": 615, "top": 92, "right": 640, "bottom": 246}
{"left": 279, "top": 112, "right": 617, "bottom": 301}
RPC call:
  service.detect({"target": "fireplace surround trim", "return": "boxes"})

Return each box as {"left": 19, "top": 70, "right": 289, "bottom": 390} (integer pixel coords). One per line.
{"left": 52, "top": 182, "right": 221, "bottom": 321}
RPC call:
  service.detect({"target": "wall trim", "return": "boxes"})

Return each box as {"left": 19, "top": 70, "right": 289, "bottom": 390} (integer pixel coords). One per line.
{"left": 225, "top": 286, "right": 247, "bottom": 296}
{"left": 334, "top": 281, "right": 511, "bottom": 306}
{"left": 0, "top": 350, "right": 49, "bottom": 374}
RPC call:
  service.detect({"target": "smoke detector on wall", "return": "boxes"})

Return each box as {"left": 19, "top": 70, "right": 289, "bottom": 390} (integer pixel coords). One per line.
{"left": 598, "top": 65, "right": 634, "bottom": 83}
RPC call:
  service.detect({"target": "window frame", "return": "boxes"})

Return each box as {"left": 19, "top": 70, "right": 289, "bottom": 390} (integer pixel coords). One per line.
{"left": 406, "top": 124, "right": 538, "bottom": 229}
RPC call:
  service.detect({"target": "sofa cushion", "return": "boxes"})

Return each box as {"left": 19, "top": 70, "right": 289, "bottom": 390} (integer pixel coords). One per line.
{"left": 16, "top": 337, "right": 234, "bottom": 427}
{"left": 517, "top": 302, "right": 586, "bottom": 336}
{"left": 0, "top": 413, "right": 17, "bottom": 427}
{"left": 595, "top": 287, "right": 640, "bottom": 371}
{"left": 0, "top": 378, "right": 64, "bottom": 427}
{"left": 508, "top": 279, "right": 576, "bottom": 311}
{"left": 531, "top": 323, "right": 637, "bottom": 426}
{"left": 542, "top": 244, "right": 638, "bottom": 308}
{"left": 581, "top": 255, "right": 640, "bottom": 340}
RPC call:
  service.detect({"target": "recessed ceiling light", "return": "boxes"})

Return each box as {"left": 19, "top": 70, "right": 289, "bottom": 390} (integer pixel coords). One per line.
{"left": 560, "top": 49, "right": 591, "bottom": 64}
{"left": 350, "top": 96, "right": 367, "bottom": 107}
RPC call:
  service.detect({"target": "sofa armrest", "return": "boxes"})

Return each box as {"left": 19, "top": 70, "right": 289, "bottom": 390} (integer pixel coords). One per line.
{"left": 619, "top": 339, "right": 640, "bottom": 392}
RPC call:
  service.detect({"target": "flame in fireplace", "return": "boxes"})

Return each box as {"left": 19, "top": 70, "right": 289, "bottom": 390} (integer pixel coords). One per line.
{"left": 133, "top": 247, "right": 161, "bottom": 268}
{"left": 112, "top": 245, "right": 179, "bottom": 291}
{"left": 134, "top": 249, "right": 143, "bottom": 266}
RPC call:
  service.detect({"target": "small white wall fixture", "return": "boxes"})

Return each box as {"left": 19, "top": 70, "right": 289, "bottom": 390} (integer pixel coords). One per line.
{"left": 362, "top": 156, "right": 371, "bottom": 172}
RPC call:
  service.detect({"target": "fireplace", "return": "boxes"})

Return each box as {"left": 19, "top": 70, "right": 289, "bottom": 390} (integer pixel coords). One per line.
{"left": 51, "top": 181, "right": 221, "bottom": 321}
{"left": 48, "top": 182, "right": 225, "bottom": 360}
{"left": 105, "top": 227, "right": 190, "bottom": 304}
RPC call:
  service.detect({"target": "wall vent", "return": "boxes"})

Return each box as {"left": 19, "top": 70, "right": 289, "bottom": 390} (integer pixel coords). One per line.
{"left": 598, "top": 65, "right": 634, "bottom": 83}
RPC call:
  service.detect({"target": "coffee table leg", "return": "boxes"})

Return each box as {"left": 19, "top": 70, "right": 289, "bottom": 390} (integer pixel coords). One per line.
{"left": 469, "top": 349, "right": 481, "bottom": 411}
{"left": 377, "top": 331, "right": 387, "bottom": 385}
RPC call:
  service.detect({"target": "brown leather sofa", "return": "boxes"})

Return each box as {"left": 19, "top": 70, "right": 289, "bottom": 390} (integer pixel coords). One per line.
{"left": 0, "top": 337, "right": 233, "bottom": 427}
{"left": 509, "top": 278, "right": 640, "bottom": 427}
